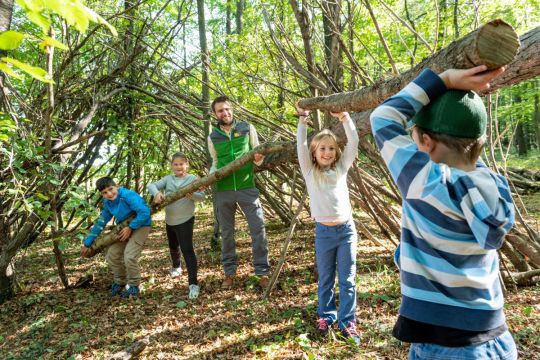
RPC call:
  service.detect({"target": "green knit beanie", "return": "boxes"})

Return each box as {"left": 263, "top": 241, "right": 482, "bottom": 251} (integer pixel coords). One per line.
{"left": 411, "top": 90, "right": 487, "bottom": 138}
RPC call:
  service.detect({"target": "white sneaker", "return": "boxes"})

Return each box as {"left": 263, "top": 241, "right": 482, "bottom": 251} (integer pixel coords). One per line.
{"left": 188, "top": 284, "right": 200, "bottom": 299}
{"left": 169, "top": 267, "right": 182, "bottom": 277}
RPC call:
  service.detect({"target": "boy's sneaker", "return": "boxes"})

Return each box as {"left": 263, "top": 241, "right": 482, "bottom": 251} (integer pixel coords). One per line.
{"left": 188, "top": 284, "right": 200, "bottom": 299}
{"left": 121, "top": 285, "right": 140, "bottom": 298}
{"left": 316, "top": 318, "right": 331, "bottom": 335}
{"left": 169, "top": 267, "right": 182, "bottom": 277}
{"left": 340, "top": 321, "right": 360, "bottom": 345}
{"left": 111, "top": 282, "right": 124, "bottom": 297}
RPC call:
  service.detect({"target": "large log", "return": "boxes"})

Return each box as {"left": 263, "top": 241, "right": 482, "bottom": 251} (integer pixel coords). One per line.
{"left": 85, "top": 142, "right": 290, "bottom": 256}
{"left": 262, "top": 25, "right": 540, "bottom": 170}
{"left": 297, "top": 20, "right": 522, "bottom": 113}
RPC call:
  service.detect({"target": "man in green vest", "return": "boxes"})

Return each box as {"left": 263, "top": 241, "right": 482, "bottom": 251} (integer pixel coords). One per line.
{"left": 207, "top": 95, "right": 270, "bottom": 289}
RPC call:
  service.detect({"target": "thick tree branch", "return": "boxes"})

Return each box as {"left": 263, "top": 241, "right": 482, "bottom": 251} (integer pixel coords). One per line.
{"left": 298, "top": 20, "right": 521, "bottom": 112}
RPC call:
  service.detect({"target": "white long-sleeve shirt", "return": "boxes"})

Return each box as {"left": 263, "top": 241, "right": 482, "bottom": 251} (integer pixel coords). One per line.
{"left": 207, "top": 123, "right": 264, "bottom": 173}
{"left": 297, "top": 118, "right": 359, "bottom": 222}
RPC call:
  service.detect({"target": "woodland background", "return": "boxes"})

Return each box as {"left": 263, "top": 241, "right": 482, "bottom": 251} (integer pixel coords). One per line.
{"left": 0, "top": 0, "right": 539, "bottom": 358}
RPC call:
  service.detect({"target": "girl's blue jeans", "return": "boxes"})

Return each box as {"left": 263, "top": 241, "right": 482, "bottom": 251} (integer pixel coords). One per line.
{"left": 408, "top": 330, "right": 517, "bottom": 360}
{"left": 315, "top": 219, "right": 357, "bottom": 329}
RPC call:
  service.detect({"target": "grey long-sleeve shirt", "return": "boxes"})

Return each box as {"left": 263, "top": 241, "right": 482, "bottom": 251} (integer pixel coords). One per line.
{"left": 147, "top": 174, "right": 205, "bottom": 226}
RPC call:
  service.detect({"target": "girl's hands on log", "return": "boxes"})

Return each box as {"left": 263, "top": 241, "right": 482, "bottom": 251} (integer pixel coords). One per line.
{"left": 295, "top": 101, "right": 310, "bottom": 124}
{"left": 330, "top": 112, "right": 351, "bottom": 122}
{"left": 439, "top": 65, "right": 506, "bottom": 92}
{"left": 153, "top": 192, "right": 165, "bottom": 204}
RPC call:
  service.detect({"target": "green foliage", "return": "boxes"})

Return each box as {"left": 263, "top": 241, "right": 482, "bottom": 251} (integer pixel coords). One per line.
{"left": 1, "top": 56, "right": 53, "bottom": 83}
{"left": 0, "top": 113, "right": 17, "bottom": 143}
{"left": 0, "top": 0, "right": 117, "bottom": 83}
{"left": 0, "top": 30, "right": 25, "bottom": 50}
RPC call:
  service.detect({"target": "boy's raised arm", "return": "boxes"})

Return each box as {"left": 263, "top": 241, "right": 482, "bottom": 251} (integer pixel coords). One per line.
{"left": 438, "top": 65, "right": 506, "bottom": 92}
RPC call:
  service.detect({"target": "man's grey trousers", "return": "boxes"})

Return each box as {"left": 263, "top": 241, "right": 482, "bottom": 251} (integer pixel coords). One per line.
{"left": 215, "top": 188, "right": 269, "bottom": 276}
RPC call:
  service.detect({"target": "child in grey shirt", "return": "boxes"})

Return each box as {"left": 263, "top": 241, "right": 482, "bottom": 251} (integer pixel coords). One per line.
{"left": 148, "top": 152, "right": 204, "bottom": 299}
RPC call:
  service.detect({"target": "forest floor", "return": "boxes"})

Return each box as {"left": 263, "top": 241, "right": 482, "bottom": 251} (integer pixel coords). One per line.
{"left": 1, "top": 203, "right": 540, "bottom": 360}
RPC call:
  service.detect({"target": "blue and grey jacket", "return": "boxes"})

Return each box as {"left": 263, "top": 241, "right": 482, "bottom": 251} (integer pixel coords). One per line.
{"left": 83, "top": 187, "right": 152, "bottom": 247}
{"left": 370, "top": 69, "right": 515, "bottom": 331}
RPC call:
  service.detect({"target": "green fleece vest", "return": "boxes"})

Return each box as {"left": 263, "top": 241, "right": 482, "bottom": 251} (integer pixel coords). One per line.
{"left": 210, "top": 121, "right": 255, "bottom": 192}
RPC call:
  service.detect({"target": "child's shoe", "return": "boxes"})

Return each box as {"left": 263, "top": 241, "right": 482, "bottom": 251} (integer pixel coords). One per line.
{"left": 121, "top": 285, "right": 140, "bottom": 298}
{"left": 111, "top": 282, "right": 124, "bottom": 297}
{"left": 169, "top": 267, "right": 182, "bottom": 277}
{"left": 316, "top": 318, "right": 331, "bottom": 335}
{"left": 340, "top": 321, "right": 360, "bottom": 345}
{"left": 188, "top": 284, "right": 200, "bottom": 299}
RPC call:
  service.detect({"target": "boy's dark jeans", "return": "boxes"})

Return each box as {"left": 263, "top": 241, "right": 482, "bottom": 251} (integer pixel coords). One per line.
{"left": 166, "top": 217, "right": 198, "bottom": 285}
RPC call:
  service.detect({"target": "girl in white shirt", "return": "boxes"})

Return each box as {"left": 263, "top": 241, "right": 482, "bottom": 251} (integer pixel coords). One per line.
{"left": 296, "top": 104, "right": 360, "bottom": 344}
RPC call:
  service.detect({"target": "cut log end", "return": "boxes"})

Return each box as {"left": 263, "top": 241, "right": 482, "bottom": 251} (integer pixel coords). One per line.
{"left": 476, "top": 20, "right": 520, "bottom": 68}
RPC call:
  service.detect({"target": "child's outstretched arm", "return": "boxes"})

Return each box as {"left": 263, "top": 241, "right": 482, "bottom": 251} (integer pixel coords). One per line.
{"left": 439, "top": 65, "right": 506, "bottom": 92}
{"left": 148, "top": 176, "right": 168, "bottom": 204}
{"left": 295, "top": 102, "right": 312, "bottom": 176}
{"left": 369, "top": 65, "right": 505, "bottom": 196}
{"left": 81, "top": 207, "right": 113, "bottom": 255}
{"left": 330, "top": 112, "right": 359, "bottom": 170}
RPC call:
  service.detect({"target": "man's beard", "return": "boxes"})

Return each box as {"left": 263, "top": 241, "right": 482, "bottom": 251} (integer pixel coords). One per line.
{"left": 218, "top": 118, "right": 233, "bottom": 126}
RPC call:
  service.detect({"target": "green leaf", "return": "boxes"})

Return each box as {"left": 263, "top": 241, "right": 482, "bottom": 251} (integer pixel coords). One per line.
{"left": 26, "top": 11, "right": 51, "bottom": 32}
{"left": 1, "top": 57, "right": 54, "bottom": 84}
{"left": 0, "top": 31, "right": 25, "bottom": 50}
{"left": 0, "top": 62, "right": 21, "bottom": 79}
{"left": 15, "top": 0, "right": 42, "bottom": 12}
{"left": 175, "top": 300, "right": 187, "bottom": 308}
{"left": 94, "top": 13, "right": 118, "bottom": 37}
{"left": 40, "top": 36, "right": 69, "bottom": 51}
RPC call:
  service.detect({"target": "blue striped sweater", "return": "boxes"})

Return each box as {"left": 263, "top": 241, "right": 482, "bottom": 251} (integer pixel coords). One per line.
{"left": 370, "top": 69, "right": 515, "bottom": 331}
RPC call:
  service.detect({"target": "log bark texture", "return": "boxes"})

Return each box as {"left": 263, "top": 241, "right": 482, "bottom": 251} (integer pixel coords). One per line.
{"left": 297, "top": 20, "right": 521, "bottom": 113}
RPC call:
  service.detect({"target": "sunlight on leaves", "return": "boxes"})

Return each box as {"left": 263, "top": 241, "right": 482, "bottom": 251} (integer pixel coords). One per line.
{"left": 1, "top": 57, "right": 54, "bottom": 83}
{"left": 0, "top": 31, "right": 25, "bottom": 50}
{"left": 39, "top": 36, "right": 69, "bottom": 51}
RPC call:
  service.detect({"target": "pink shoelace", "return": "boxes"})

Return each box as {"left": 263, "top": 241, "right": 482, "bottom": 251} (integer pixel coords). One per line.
{"left": 317, "top": 318, "right": 329, "bottom": 331}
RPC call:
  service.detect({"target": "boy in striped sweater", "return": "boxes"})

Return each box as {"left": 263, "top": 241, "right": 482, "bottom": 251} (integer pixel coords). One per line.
{"left": 370, "top": 66, "right": 517, "bottom": 360}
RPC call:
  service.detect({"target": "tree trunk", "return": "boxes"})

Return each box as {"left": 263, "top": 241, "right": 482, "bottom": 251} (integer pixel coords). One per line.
{"left": 197, "top": 0, "right": 219, "bottom": 250}
{"left": 235, "top": 0, "right": 244, "bottom": 34}
{"left": 0, "top": 0, "right": 14, "bottom": 112}
{"left": 534, "top": 93, "right": 540, "bottom": 150}
{"left": 322, "top": 0, "right": 343, "bottom": 91}
{"left": 298, "top": 20, "right": 522, "bottom": 112}
{"left": 515, "top": 122, "right": 527, "bottom": 156}
{"left": 226, "top": 0, "right": 232, "bottom": 35}
{"left": 0, "top": 0, "right": 15, "bottom": 302}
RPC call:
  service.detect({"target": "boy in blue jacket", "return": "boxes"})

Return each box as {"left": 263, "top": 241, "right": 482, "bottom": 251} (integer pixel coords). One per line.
{"left": 81, "top": 177, "right": 152, "bottom": 298}
{"left": 370, "top": 65, "right": 517, "bottom": 359}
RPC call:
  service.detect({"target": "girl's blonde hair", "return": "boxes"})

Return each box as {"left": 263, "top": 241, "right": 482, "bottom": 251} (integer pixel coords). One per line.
{"left": 309, "top": 129, "right": 342, "bottom": 185}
